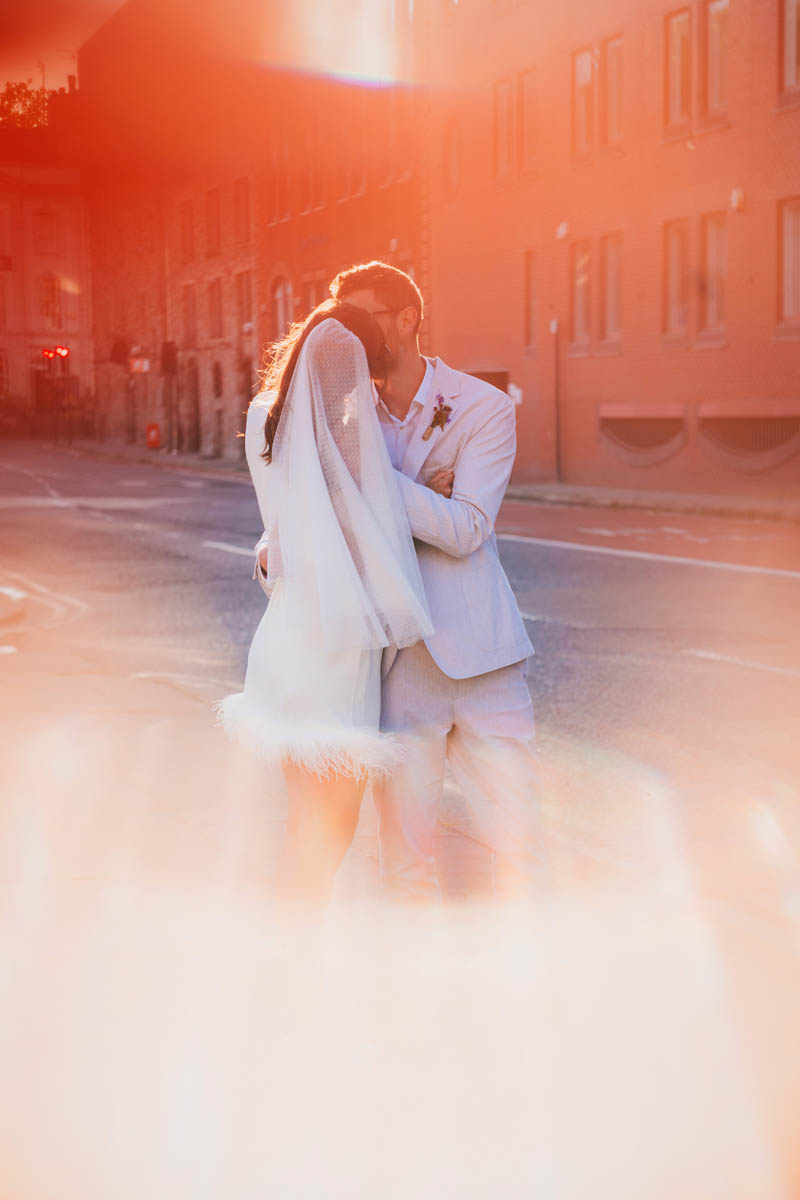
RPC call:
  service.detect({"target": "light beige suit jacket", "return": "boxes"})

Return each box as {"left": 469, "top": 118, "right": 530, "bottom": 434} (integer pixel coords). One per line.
{"left": 382, "top": 356, "right": 532, "bottom": 679}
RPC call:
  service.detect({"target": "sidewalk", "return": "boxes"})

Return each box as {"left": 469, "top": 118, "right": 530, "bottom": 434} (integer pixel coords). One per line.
{"left": 53, "top": 437, "right": 800, "bottom": 523}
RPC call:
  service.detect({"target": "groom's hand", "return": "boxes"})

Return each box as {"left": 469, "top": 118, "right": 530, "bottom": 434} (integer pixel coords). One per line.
{"left": 257, "top": 546, "right": 268, "bottom": 573}
{"left": 425, "top": 468, "right": 454, "bottom": 498}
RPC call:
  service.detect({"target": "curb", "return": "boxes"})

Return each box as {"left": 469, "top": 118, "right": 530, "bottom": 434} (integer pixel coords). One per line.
{"left": 504, "top": 487, "right": 800, "bottom": 525}
{"left": 48, "top": 441, "right": 250, "bottom": 484}
{"left": 47, "top": 440, "right": 800, "bottom": 523}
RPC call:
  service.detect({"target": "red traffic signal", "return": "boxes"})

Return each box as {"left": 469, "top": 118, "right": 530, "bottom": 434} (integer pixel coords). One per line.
{"left": 42, "top": 347, "right": 56, "bottom": 359}
{"left": 55, "top": 345, "right": 70, "bottom": 358}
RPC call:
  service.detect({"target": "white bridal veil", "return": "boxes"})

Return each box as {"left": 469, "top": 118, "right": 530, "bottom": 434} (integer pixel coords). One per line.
{"left": 264, "top": 318, "right": 433, "bottom": 650}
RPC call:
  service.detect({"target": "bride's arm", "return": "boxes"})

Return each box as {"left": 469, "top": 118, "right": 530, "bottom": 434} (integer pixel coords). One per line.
{"left": 394, "top": 399, "right": 516, "bottom": 558}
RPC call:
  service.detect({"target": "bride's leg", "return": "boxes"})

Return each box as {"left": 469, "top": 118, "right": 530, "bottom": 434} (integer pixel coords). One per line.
{"left": 277, "top": 764, "right": 366, "bottom": 903}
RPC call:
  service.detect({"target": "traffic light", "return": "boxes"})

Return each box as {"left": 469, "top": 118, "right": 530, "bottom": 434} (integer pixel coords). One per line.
{"left": 42, "top": 347, "right": 56, "bottom": 360}
{"left": 55, "top": 345, "right": 70, "bottom": 359}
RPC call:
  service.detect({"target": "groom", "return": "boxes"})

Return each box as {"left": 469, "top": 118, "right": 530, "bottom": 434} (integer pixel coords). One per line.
{"left": 258, "top": 261, "right": 542, "bottom": 899}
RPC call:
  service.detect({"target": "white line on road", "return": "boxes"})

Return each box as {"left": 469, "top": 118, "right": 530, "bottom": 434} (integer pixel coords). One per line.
{"left": 683, "top": 649, "right": 800, "bottom": 678}
{"left": 497, "top": 533, "right": 800, "bottom": 580}
{"left": 0, "top": 459, "right": 62, "bottom": 498}
{"left": 203, "top": 540, "right": 253, "bottom": 558}
{"left": 518, "top": 609, "right": 593, "bottom": 629}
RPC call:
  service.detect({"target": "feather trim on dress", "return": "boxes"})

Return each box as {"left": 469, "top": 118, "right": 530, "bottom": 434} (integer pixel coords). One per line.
{"left": 215, "top": 693, "right": 404, "bottom": 781}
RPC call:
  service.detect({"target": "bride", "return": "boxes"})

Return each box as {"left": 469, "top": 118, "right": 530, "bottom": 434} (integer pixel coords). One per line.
{"left": 218, "top": 300, "right": 433, "bottom": 901}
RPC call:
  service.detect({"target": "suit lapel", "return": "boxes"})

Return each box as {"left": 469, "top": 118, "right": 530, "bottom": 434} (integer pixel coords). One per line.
{"left": 400, "top": 358, "right": 461, "bottom": 481}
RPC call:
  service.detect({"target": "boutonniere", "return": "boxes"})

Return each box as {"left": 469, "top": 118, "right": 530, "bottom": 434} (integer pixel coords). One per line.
{"left": 422, "top": 394, "right": 452, "bottom": 441}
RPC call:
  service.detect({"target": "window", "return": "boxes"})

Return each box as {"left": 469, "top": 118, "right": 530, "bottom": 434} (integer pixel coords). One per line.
{"left": 269, "top": 131, "right": 290, "bottom": 223}
{"left": 33, "top": 210, "right": 58, "bottom": 254}
{"left": 271, "top": 277, "right": 292, "bottom": 340}
{"left": 205, "top": 188, "right": 221, "bottom": 255}
{"left": 233, "top": 178, "right": 250, "bottom": 242}
{"left": 183, "top": 282, "right": 197, "bottom": 347}
{"left": 705, "top": 0, "right": 728, "bottom": 114}
{"left": 443, "top": 116, "right": 462, "bottom": 193}
{"left": 600, "top": 36, "right": 623, "bottom": 146}
{"left": 518, "top": 69, "right": 537, "bottom": 170}
{"left": 783, "top": 0, "right": 800, "bottom": 91}
{"left": 493, "top": 78, "right": 513, "bottom": 179}
{"left": 572, "top": 49, "right": 594, "bottom": 156}
{"left": 39, "top": 273, "right": 62, "bottom": 327}
{"left": 379, "top": 89, "right": 397, "bottom": 187}
{"left": 394, "top": 89, "right": 414, "bottom": 183}
{"left": 179, "top": 201, "right": 194, "bottom": 262}
{"left": 311, "top": 113, "right": 326, "bottom": 209}
{"left": 779, "top": 198, "right": 800, "bottom": 323}
{"left": 665, "top": 10, "right": 691, "bottom": 128}
{"left": 208, "top": 278, "right": 223, "bottom": 339}
{"left": 664, "top": 220, "right": 689, "bottom": 336}
{"left": 700, "top": 213, "right": 727, "bottom": 330}
{"left": 350, "top": 91, "right": 367, "bottom": 198}
{"left": 570, "top": 242, "right": 591, "bottom": 345}
{"left": 235, "top": 270, "right": 253, "bottom": 331}
{"left": 599, "top": 234, "right": 623, "bottom": 341}
{"left": 523, "top": 250, "right": 535, "bottom": 350}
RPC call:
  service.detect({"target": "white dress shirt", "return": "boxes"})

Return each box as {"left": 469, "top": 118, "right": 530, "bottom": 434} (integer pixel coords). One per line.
{"left": 375, "top": 358, "right": 434, "bottom": 469}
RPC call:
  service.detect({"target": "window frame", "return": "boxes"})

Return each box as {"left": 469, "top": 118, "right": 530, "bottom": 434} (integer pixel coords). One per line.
{"left": 205, "top": 188, "right": 221, "bottom": 257}
{"left": 493, "top": 77, "right": 514, "bottom": 181}
{"left": 701, "top": 0, "right": 729, "bottom": 120}
{"left": 598, "top": 233, "right": 623, "bottom": 345}
{"left": 699, "top": 211, "right": 728, "bottom": 335}
{"left": 664, "top": 8, "right": 692, "bottom": 133}
{"left": 780, "top": 0, "right": 800, "bottom": 96}
{"left": 517, "top": 68, "right": 537, "bottom": 172}
{"left": 571, "top": 47, "right": 595, "bottom": 159}
{"left": 600, "top": 35, "right": 624, "bottom": 150}
{"left": 663, "top": 219, "right": 690, "bottom": 341}
{"left": 569, "top": 240, "right": 593, "bottom": 351}
{"left": 778, "top": 196, "right": 800, "bottom": 329}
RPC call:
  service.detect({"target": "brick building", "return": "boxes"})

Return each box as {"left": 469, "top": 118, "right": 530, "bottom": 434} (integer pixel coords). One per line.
{"left": 419, "top": 0, "right": 800, "bottom": 492}
{"left": 73, "top": 0, "right": 800, "bottom": 492}
{"left": 75, "top": 0, "right": 425, "bottom": 460}
{"left": 0, "top": 120, "right": 93, "bottom": 436}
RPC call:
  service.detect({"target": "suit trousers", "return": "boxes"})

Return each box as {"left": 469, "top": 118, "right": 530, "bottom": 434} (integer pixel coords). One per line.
{"left": 374, "top": 641, "right": 543, "bottom": 899}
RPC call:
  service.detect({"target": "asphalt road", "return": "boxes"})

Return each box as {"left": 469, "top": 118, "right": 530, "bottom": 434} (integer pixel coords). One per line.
{"left": 2, "top": 440, "right": 798, "bottom": 791}
{"left": 1, "top": 440, "right": 799, "bottom": 1199}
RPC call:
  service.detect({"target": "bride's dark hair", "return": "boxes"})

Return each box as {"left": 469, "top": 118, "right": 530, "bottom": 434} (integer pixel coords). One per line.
{"left": 258, "top": 299, "right": 389, "bottom": 463}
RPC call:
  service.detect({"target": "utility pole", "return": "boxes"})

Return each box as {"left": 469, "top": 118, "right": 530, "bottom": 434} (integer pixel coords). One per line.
{"left": 550, "top": 318, "right": 562, "bottom": 482}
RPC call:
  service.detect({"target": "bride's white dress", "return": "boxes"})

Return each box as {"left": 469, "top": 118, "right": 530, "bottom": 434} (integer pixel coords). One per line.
{"left": 217, "top": 319, "right": 432, "bottom": 779}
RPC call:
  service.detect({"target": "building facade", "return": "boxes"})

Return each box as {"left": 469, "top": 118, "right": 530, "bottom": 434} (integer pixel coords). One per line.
{"left": 72, "top": 0, "right": 800, "bottom": 492}
{"left": 75, "top": 0, "right": 424, "bottom": 460}
{"left": 0, "top": 125, "right": 93, "bottom": 436}
{"left": 419, "top": 0, "right": 800, "bottom": 492}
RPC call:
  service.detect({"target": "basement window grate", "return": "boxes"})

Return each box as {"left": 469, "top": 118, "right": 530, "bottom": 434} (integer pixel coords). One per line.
{"left": 700, "top": 417, "right": 800, "bottom": 454}
{"left": 599, "top": 417, "right": 684, "bottom": 451}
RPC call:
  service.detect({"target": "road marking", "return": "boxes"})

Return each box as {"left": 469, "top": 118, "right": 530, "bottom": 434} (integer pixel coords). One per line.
{"left": 683, "top": 649, "right": 800, "bottom": 678}
{"left": 0, "top": 586, "right": 27, "bottom": 603}
{"left": 0, "top": 645, "right": 18, "bottom": 655}
{"left": 518, "top": 609, "right": 592, "bottom": 629}
{"left": 0, "top": 459, "right": 62, "bottom": 498}
{"left": 203, "top": 540, "right": 253, "bottom": 558}
{"left": 497, "top": 533, "right": 800, "bottom": 580}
